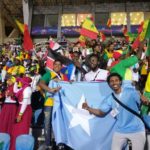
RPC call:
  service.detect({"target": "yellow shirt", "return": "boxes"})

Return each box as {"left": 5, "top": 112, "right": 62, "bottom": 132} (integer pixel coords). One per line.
{"left": 145, "top": 72, "right": 150, "bottom": 92}
{"left": 124, "top": 68, "right": 132, "bottom": 80}
{"left": 141, "top": 64, "right": 147, "bottom": 75}
{"left": 44, "top": 97, "right": 54, "bottom": 106}
{"left": 105, "top": 49, "right": 113, "bottom": 59}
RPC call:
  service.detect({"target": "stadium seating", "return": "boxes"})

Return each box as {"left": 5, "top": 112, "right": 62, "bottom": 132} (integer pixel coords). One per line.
{"left": 0, "top": 133, "right": 10, "bottom": 150}
{"left": 16, "top": 134, "right": 34, "bottom": 150}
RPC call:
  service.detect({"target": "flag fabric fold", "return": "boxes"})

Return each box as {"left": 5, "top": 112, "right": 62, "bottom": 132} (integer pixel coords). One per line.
{"left": 99, "top": 31, "right": 106, "bottom": 42}
{"left": 146, "top": 39, "right": 150, "bottom": 57}
{"left": 122, "top": 26, "right": 128, "bottom": 36}
{"left": 138, "top": 21, "right": 144, "bottom": 34}
{"left": 139, "top": 19, "right": 150, "bottom": 41}
{"left": 132, "top": 36, "right": 140, "bottom": 49}
{"left": 80, "top": 18, "right": 99, "bottom": 39}
{"left": 46, "top": 56, "right": 54, "bottom": 71}
{"left": 61, "top": 64, "right": 76, "bottom": 80}
{"left": 46, "top": 50, "right": 73, "bottom": 70}
{"left": 15, "top": 19, "right": 25, "bottom": 34}
{"left": 14, "top": 19, "right": 33, "bottom": 51}
{"left": 126, "top": 32, "right": 138, "bottom": 42}
{"left": 78, "top": 35, "right": 86, "bottom": 46}
{"left": 49, "top": 38, "right": 61, "bottom": 51}
{"left": 107, "top": 18, "right": 111, "bottom": 28}
{"left": 48, "top": 81, "right": 117, "bottom": 150}
{"left": 23, "top": 24, "right": 33, "bottom": 51}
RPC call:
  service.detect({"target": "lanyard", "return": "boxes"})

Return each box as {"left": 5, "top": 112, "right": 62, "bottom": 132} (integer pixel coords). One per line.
{"left": 114, "top": 92, "right": 122, "bottom": 108}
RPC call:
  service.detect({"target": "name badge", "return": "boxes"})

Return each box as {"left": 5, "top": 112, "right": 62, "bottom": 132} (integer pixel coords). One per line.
{"left": 110, "top": 108, "right": 119, "bottom": 118}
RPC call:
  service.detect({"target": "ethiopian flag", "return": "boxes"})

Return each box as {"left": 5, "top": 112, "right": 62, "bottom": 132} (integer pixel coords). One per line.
{"left": 139, "top": 19, "right": 150, "bottom": 41}
{"left": 78, "top": 35, "right": 86, "bottom": 46}
{"left": 132, "top": 36, "right": 140, "bottom": 49}
{"left": 80, "top": 17, "right": 99, "bottom": 39}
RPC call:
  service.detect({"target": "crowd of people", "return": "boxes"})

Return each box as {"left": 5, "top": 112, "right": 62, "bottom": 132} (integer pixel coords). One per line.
{"left": 0, "top": 35, "right": 150, "bottom": 150}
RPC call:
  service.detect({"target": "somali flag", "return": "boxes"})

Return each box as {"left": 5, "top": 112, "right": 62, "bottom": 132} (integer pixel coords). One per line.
{"left": 48, "top": 81, "right": 117, "bottom": 150}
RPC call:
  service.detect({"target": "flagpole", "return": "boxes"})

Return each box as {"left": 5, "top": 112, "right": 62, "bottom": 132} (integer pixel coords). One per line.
{"left": 110, "top": 27, "right": 113, "bottom": 37}
{"left": 146, "top": 38, "right": 150, "bottom": 57}
{"left": 107, "top": 18, "right": 112, "bottom": 37}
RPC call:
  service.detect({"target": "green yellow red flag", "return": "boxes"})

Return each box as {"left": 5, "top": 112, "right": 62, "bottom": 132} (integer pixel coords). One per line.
{"left": 80, "top": 17, "right": 99, "bottom": 39}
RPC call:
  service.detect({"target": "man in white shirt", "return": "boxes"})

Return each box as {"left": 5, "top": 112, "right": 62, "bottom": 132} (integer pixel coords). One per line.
{"left": 84, "top": 54, "right": 109, "bottom": 81}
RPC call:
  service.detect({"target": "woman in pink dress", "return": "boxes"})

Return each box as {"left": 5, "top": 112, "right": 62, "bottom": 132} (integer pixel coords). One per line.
{"left": 10, "top": 76, "right": 32, "bottom": 150}
{"left": 0, "top": 76, "right": 17, "bottom": 135}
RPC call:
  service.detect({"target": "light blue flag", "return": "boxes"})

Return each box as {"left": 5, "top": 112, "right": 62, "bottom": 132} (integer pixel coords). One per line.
{"left": 48, "top": 81, "right": 117, "bottom": 150}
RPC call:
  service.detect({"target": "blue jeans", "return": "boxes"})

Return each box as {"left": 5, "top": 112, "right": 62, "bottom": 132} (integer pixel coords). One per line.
{"left": 44, "top": 106, "right": 53, "bottom": 146}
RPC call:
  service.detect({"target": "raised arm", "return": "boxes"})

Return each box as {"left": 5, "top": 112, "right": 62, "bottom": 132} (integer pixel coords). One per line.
{"left": 82, "top": 102, "right": 106, "bottom": 117}
{"left": 136, "top": 42, "right": 144, "bottom": 60}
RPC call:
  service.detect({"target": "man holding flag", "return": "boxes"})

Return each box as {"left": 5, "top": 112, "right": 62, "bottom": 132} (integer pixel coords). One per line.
{"left": 82, "top": 73, "right": 147, "bottom": 150}
{"left": 39, "top": 59, "right": 68, "bottom": 150}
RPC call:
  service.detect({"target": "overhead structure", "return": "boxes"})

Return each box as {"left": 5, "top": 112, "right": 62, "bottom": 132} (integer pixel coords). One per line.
{"left": 0, "top": 0, "right": 150, "bottom": 44}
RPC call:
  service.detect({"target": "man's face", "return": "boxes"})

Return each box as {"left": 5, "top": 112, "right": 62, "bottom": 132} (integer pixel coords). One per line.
{"left": 53, "top": 61, "right": 62, "bottom": 73}
{"left": 109, "top": 76, "right": 122, "bottom": 92}
{"left": 109, "top": 44, "right": 114, "bottom": 52}
{"left": 89, "top": 56, "right": 98, "bottom": 71}
{"left": 94, "top": 46, "right": 100, "bottom": 53}
{"left": 73, "top": 52, "right": 80, "bottom": 62}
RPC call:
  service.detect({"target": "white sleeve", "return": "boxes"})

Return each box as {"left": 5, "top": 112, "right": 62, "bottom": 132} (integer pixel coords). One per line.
{"left": 13, "top": 82, "right": 20, "bottom": 93}
{"left": 107, "top": 59, "right": 113, "bottom": 67}
{"left": 19, "top": 87, "right": 32, "bottom": 114}
{"left": 1, "top": 69, "right": 6, "bottom": 83}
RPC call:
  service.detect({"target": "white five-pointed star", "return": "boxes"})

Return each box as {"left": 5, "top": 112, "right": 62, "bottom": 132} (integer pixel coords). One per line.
{"left": 64, "top": 94, "right": 95, "bottom": 136}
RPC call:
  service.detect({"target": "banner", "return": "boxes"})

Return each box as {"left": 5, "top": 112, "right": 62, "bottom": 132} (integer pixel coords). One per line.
{"left": 31, "top": 25, "right": 140, "bottom": 36}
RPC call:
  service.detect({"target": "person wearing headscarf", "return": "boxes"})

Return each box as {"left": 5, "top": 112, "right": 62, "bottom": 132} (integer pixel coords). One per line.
{"left": 7, "top": 57, "right": 25, "bottom": 77}
{"left": 0, "top": 76, "right": 17, "bottom": 135}
{"left": 10, "top": 76, "right": 32, "bottom": 150}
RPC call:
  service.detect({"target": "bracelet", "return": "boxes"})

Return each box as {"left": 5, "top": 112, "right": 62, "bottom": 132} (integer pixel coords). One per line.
{"left": 19, "top": 113, "right": 23, "bottom": 116}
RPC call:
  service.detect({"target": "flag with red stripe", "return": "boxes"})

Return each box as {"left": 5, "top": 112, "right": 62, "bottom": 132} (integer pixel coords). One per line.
{"left": 49, "top": 38, "right": 61, "bottom": 51}
{"left": 80, "top": 17, "right": 99, "bottom": 39}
